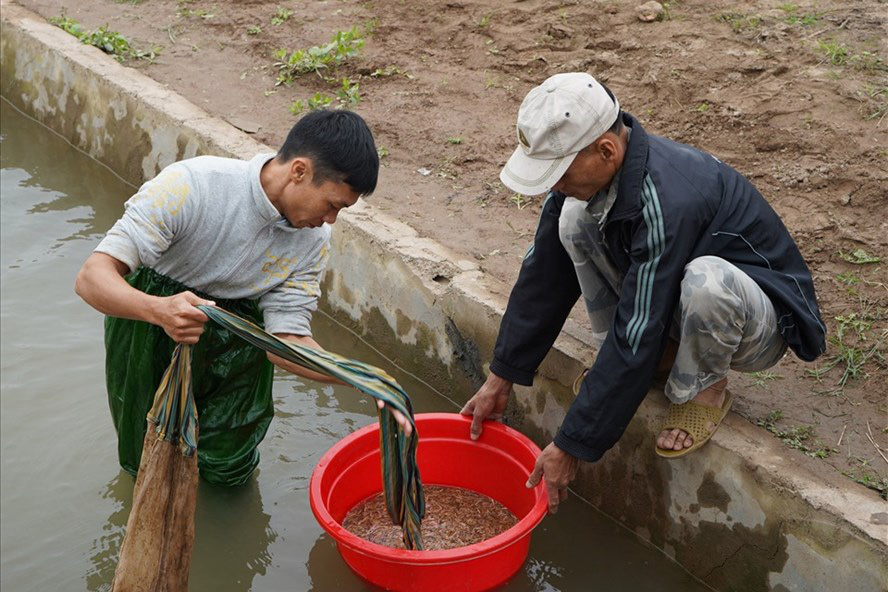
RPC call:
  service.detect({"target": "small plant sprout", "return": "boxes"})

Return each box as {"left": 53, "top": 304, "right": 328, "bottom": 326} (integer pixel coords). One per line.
{"left": 836, "top": 272, "right": 860, "bottom": 286}
{"left": 818, "top": 39, "right": 850, "bottom": 66}
{"left": 479, "top": 14, "right": 491, "bottom": 29}
{"left": 274, "top": 27, "right": 365, "bottom": 86}
{"left": 779, "top": 4, "right": 821, "bottom": 27}
{"left": 749, "top": 370, "right": 782, "bottom": 388}
{"left": 838, "top": 248, "right": 881, "bottom": 265}
{"left": 289, "top": 93, "right": 335, "bottom": 115}
{"left": 510, "top": 194, "right": 528, "bottom": 209}
{"left": 247, "top": 25, "right": 262, "bottom": 35}
{"left": 335, "top": 78, "right": 361, "bottom": 108}
{"left": 377, "top": 147, "right": 390, "bottom": 160}
{"left": 363, "top": 17, "right": 379, "bottom": 36}
{"left": 756, "top": 412, "right": 836, "bottom": 459}
{"left": 50, "top": 14, "right": 158, "bottom": 63}
{"left": 447, "top": 137, "right": 463, "bottom": 145}
{"left": 696, "top": 102, "right": 710, "bottom": 112}
{"left": 370, "top": 65, "right": 411, "bottom": 79}
{"left": 272, "top": 7, "right": 294, "bottom": 26}
{"left": 716, "top": 12, "right": 761, "bottom": 34}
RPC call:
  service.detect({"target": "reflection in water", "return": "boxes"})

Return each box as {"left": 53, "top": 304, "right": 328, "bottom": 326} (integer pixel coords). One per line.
{"left": 0, "top": 99, "right": 130, "bottom": 247}
{"left": 86, "top": 473, "right": 134, "bottom": 591}
{"left": 192, "top": 478, "right": 276, "bottom": 591}
{"left": 85, "top": 472, "right": 276, "bottom": 592}
{"left": 307, "top": 533, "right": 371, "bottom": 591}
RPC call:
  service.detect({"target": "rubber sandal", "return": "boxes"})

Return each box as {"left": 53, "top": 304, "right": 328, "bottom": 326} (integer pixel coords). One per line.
{"left": 655, "top": 390, "right": 734, "bottom": 458}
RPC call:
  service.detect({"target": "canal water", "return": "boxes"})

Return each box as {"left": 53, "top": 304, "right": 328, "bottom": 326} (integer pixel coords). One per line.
{"left": 0, "top": 97, "right": 710, "bottom": 591}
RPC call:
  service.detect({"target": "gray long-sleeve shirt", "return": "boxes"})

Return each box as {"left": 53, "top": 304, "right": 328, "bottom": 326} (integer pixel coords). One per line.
{"left": 95, "top": 153, "right": 330, "bottom": 336}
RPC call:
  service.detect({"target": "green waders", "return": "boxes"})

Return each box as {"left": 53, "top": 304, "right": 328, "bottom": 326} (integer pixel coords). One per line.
{"left": 105, "top": 267, "right": 274, "bottom": 487}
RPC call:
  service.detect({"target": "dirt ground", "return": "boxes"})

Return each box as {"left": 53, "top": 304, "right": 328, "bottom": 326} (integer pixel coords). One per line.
{"left": 14, "top": 0, "right": 887, "bottom": 498}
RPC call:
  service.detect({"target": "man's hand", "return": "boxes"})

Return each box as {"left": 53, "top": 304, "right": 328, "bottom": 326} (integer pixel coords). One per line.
{"left": 150, "top": 291, "right": 215, "bottom": 344}
{"left": 460, "top": 372, "right": 513, "bottom": 440}
{"left": 375, "top": 399, "right": 413, "bottom": 437}
{"left": 526, "top": 442, "right": 579, "bottom": 514}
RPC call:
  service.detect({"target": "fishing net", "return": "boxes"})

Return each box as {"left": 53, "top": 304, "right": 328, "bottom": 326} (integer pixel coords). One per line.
{"left": 112, "top": 344, "right": 198, "bottom": 591}
{"left": 198, "top": 304, "right": 426, "bottom": 549}
{"left": 111, "top": 302, "right": 426, "bottom": 590}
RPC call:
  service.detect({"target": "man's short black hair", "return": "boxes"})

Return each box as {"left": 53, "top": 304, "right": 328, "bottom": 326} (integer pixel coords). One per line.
{"left": 277, "top": 109, "right": 379, "bottom": 196}
{"left": 600, "top": 82, "right": 624, "bottom": 135}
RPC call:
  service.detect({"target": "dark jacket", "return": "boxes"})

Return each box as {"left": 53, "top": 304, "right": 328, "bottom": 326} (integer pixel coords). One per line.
{"left": 489, "top": 113, "right": 826, "bottom": 462}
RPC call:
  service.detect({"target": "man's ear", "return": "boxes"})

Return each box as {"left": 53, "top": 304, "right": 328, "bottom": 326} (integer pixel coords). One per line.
{"left": 597, "top": 136, "right": 618, "bottom": 162}
{"left": 288, "top": 157, "right": 312, "bottom": 182}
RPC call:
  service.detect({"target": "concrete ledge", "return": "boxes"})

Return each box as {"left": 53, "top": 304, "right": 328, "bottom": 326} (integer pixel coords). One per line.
{"left": 3, "top": 2, "right": 885, "bottom": 589}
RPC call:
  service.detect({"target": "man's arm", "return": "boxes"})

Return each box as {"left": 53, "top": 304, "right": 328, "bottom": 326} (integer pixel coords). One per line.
{"left": 489, "top": 192, "right": 582, "bottom": 385}
{"left": 461, "top": 192, "right": 580, "bottom": 436}
{"left": 75, "top": 252, "right": 214, "bottom": 344}
{"left": 272, "top": 333, "right": 412, "bottom": 435}
{"left": 269, "top": 333, "right": 342, "bottom": 384}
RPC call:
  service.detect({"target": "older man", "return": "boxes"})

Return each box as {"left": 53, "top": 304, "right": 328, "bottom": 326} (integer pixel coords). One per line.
{"left": 461, "top": 73, "right": 825, "bottom": 513}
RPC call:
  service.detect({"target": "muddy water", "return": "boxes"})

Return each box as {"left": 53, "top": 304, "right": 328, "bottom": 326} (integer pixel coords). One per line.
{"left": 0, "top": 98, "right": 709, "bottom": 592}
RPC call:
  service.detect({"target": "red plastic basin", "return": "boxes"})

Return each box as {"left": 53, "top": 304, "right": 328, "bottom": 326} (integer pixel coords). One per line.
{"left": 309, "top": 412, "right": 547, "bottom": 592}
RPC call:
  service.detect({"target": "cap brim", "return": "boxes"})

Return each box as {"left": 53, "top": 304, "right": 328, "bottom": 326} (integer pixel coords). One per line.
{"left": 499, "top": 146, "right": 577, "bottom": 196}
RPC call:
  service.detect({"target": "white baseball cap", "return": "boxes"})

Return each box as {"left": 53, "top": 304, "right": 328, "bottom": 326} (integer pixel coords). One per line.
{"left": 500, "top": 73, "right": 620, "bottom": 195}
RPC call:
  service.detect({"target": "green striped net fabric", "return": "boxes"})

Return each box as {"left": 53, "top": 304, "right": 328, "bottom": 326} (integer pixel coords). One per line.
{"left": 197, "top": 305, "right": 426, "bottom": 550}
{"left": 147, "top": 343, "right": 198, "bottom": 456}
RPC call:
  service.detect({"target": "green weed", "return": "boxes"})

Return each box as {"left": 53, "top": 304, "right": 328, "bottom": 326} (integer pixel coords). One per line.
{"left": 779, "top": 4, "right": 821, "bottom": 27}
{"left": 478, "top": 14, "right": 491, "bottom": 29}
{"left": 818, "top": 39, "right": 851, "bottom": 66}
{"left": 289, "top": 92, "right": 333, "bottom": 115}
{"left": 377, "top": 146, "right": 390, "bottom": 160}
{"left": 838, "top": 248, "right": 881, "bottom": 265}
{"left": 858, "top": 84, "right": 887, "bottom": 121}
{"left": 272, "top": 7, "right": 294, "bottom": 26}
{"left": 696, "top": 102, "right": 710, "bottom": 113}
{"left": 660, "top": 1, "right": 678, "bottom": 21}
{"left": 716, "top": 12, "right": 761, "bottom": 34}
{"left": 811, "top": 305, "right": 888, "bottom": 389}
{"left": 756, "top": 412, "right": 836, "bottom": 459}
{"left": 177, "top": 1, "right": 214, "bottom": 20}
{"left": 334, "top": 78, "right": 361, "bottom": 108}
{"left": 510, "top": 194, "right": 529, "bottom": 209}
{"left": 827, "top": 333, "right": 886, "bottom": 387}
{"left": 447, "top": 137, "right": 463, "bottom": 145}
{"left": 274, "top": 27, "right": 365, "bottom": 86}
{"left": 850, "top": 51, "right": 888, "bottom": 73}
{"left": 843, "top": 466, "right": 888, "bottom": 500}
{"left": 749, "top": 370, "right": 782, "bottom": 388}
{"left": 757, "top": 409, "right": 783, "bottom": 428}
{"left": 363, "top": 17, "right": 379, "bottom": 36}
{"left": 370, "top": 65, "right": 412, "bottom": 79}
{"left": 836, "top": 272, "right": 861, "bottom": 286}
{"left": 835, "top": 313, "right": 873, "bottom": 342}
{"left": 247, "top": 25, "right": 262, "bottom": 35}
{"left": 288, "top": 79, "right": 360, "bottom": 116}
{"left": 50, "top": 15, "right": 158, "bottom": 62}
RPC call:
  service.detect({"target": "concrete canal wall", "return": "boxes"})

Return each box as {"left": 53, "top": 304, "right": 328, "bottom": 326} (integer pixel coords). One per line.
{"left": 3, "top": 2, "right": 885, "bottom": 589}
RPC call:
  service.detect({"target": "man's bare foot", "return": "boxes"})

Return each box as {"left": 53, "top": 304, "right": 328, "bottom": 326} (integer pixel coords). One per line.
{"left": 657, "top": 378, "right": 728, "bottom": 451}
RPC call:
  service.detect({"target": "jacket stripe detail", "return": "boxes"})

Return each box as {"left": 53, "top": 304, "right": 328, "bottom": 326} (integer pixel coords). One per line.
{"left": 626, "top": 175, "right": 665, "bottom": 353}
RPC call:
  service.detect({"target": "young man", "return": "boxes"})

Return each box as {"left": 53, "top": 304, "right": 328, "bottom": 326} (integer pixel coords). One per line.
{"left": 461, "top": 73, "right": 825, "bottom": 513}
{"left": 76, "top": 109, "right": 393, "bottom": 486}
